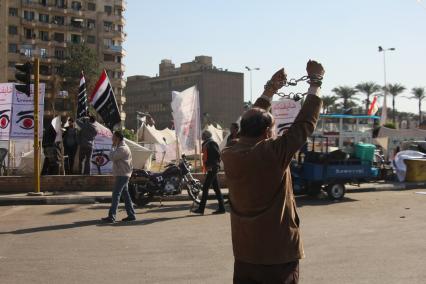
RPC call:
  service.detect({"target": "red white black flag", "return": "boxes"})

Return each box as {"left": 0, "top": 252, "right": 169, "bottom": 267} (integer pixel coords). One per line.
{"left": 89, "top": 70, "right": 121, "bottom": 130}
{"left": 77, "top": 71, "right": 88, "bottom": 119}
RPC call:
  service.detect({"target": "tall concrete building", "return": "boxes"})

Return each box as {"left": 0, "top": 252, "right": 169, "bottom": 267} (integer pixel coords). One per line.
{"left": 125, "top": 56, "right": 244, "bottom": 130}
{"left": 0, "top": 0, "right": 127, "bottom": 122}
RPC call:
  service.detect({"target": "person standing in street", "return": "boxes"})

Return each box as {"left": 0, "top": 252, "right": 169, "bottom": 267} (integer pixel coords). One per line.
{"left": 192, "top": 130, "right": 225, "bottom": 215}
{"left": 226, "top": 122, "right": 240, "bottom": 147}
{"left": 63, "top": 118, "right": 79, "bottom": 174}
{"left": 222, "top": 60, "right": 324, "bottom": 283}
{"left": 76, "top": 115, "right": 97, "bottom": 175}
{"left": 102, "top": 131, "right": 135, "bottom": 223}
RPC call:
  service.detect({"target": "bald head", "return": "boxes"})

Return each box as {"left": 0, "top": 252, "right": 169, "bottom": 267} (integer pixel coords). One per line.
{"left": 240, "top": 107, "right": 274, "bottom": 138}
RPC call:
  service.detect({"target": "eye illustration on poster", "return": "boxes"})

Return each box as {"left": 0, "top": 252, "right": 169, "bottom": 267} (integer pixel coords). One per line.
{"left": 0, "top": 83, "right": 14, "bottom": 140}
{"left": 91, "top": 149, "right": 111, "bottom": 174}
{"left": 90, "top": 122, "right": 113, "bottom": 175}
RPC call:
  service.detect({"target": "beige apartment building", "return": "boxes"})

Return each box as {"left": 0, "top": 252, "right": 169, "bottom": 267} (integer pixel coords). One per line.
{"left": 0, "top": 0, "right": 127, "bottom": 122}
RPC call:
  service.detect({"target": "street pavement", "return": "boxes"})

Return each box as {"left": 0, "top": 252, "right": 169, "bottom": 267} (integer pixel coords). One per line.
{"left": 0, "top": 189, "right": 425, "bottom": 284}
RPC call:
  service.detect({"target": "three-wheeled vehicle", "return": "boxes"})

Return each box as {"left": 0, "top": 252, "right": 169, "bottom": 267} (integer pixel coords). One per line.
{"left": 292, "top": 136, "right": 379, "bottom": 200}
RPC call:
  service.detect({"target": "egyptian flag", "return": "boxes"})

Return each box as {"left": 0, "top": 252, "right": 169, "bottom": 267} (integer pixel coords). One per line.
{"left": 368, "top": 96, "right": 379, "bottom": 116}
{"left": 89, "top": 70, "right": 121, "bottom": 130}
{"left": 77, "top": 72, "right": 88, "bottom": 119}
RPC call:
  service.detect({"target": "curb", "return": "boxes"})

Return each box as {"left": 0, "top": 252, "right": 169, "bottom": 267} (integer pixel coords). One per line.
{"left": 0, "top": 182, "right": 425, "bottom": 206}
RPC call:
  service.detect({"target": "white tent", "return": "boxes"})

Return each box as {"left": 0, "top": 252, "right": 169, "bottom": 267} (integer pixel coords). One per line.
{"left": 138, "top": 124, "right": 176, "bottom": 145}
{"left": 204, "top": 124, "right": 224, "bottom": 144}
{"left": 124, "top": 138, "right": 153, "bottom": 169}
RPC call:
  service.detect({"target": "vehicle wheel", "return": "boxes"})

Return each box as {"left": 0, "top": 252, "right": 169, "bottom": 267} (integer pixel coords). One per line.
{"left": 186, "top": 180, "right": 202, "bottom": 204}
{"left": 128, "top": 182, "right": 153, "bottom": 207}
{"left": 326, "top": 183, "right": 345, "bottom": 200}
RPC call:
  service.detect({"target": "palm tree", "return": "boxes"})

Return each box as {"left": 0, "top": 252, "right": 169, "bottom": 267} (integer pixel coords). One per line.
{"left": 355, "top": 82, "right": 381, "bottom": 113}
{"left": 411, "top": 87, "right": 425, "bottom": 124}
{"left": 385, "top": 83, "right": 406, "bottom": 125}
{"left": 332, "top": 86, "right": 359, "bottom": 111}
{"left": 321, "top": 96, "right": 337, "bottom": 114}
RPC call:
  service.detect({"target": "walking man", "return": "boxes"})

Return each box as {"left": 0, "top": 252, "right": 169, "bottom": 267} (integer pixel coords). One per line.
{"left": 192, "top": 130, "right": 225, "bottom": 215}
{"left": 222, "top": 60, "right": 324, "bottom": 283}
{"left": 102, "top": 131, "right": 135, "bottom": 223}
{"left": 76, "top": 115, "right": 97, "bottom": 175}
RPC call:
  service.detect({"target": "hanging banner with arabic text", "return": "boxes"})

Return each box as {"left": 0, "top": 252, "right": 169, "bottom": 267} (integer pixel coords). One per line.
{"left": 171, "top": 86, "right": 201, "bottom": 155}
{"left": 271, "top": 99, "right": 301, "bottom": 136}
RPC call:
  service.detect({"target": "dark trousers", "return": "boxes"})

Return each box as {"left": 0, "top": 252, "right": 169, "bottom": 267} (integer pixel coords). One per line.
{"left": 64, "top": 146, "right": 77, "bottom": 174}
{"left": 198, "top": 167, "right": 224, "bottom": 212}
{"left": 79, "top": 146, "right": 93, "bottom": 175}
{"left": 234, "top": 259, "right": 299, "bottom": 284}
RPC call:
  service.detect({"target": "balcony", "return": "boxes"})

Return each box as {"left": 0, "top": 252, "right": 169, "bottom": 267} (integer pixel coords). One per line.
{"left": 114, "top": 0, "right": 127, "bottom": 10}
{"left": 104, "top": 45, "right": 125, "bottom": 54}
{"left": 110, "top": 78, "right": 126, "bottom": 89}
{"left": 103, "top": 61, "right": 125, "bottom": 71}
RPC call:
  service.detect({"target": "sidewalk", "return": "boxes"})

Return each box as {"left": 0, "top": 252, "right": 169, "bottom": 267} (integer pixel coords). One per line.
{"left": 0, "top": 181, "right": 425, "bottom": 206}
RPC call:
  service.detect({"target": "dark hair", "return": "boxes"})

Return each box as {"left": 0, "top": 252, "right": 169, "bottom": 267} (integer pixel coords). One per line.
{"left": 113, "top": 130, "right": 124, "bottom": 141}
{"left": 240, "top": 109, "right": 273, "bottom": 138}
{"left": 230, "top": 122, "right": 239, "bottom": 130}
{"left": 68, "top": 118, "right": 74, "bottom": 123}
{"left": 88, "top": 115, "right": 96, "bottom": 123}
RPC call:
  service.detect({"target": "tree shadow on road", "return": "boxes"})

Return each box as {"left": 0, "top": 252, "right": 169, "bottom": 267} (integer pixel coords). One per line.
{"left": 296, "top": 195, "right": 358, "bottom": 207}
{"left": 0, "top": 220, "right": 100, "bottom": 235}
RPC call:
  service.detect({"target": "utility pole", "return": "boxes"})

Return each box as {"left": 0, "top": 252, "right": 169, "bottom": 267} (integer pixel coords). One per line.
{"left": 33, "top": 58, "right": 41, "bottom": 194}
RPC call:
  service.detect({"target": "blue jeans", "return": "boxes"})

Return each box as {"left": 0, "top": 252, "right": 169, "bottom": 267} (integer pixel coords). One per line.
{"left": 108, "top": 176, "right": 135, "bottom": 220}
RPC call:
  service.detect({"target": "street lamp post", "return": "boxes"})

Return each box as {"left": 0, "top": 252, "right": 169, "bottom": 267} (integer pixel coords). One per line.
{"left": 245, "top": 66, "right": 260, "bottom": 104}
{"left": 378, "top": 46, "right": 395, "bottom": 125}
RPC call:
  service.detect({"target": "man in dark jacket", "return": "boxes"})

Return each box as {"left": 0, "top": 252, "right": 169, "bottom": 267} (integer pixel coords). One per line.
{"left": 63, "top": 118, "right": 78, "bottom": 174}
{"left": 222, "top": 60, "right": 324, "bottom": 283}
{"left": 76, "top": 115, "right": 97, "bottom": 175}
{"left": 226, "top": 122, "right": 240, "bottom": 147}
{"left": 192, "top": 130, "right": 225, "bottom": 215}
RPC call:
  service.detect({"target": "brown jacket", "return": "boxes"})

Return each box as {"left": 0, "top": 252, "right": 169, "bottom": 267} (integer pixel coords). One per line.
{"left": 222, "top": 94, "right": 322, "bottom": 265}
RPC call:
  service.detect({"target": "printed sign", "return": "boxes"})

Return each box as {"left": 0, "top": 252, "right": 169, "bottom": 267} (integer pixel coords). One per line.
{"left": 0, "top": 84, "right": 14, "bottom": 140}
{"left": 271, "top": 99, "right": 301, "bottom": 136}
{"left": 90, "top": 122, "right": 113, "bottom": 175}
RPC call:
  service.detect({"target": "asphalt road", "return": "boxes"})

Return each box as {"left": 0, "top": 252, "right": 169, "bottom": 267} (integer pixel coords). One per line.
{"left": 0, "top": 189, "right": 425, "bottom": 284}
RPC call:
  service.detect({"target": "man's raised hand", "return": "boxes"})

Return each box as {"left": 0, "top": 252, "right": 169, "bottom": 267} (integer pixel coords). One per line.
{"left": 264, "top": 68, "right": 287, "bottom": 96}
{"left": 306, "top": 60, "right": 325, "bottom": 79}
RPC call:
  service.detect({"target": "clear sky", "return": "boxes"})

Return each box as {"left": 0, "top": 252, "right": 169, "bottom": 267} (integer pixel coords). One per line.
{"left": 123, "top": 0, "right": 426, "bottom": 114}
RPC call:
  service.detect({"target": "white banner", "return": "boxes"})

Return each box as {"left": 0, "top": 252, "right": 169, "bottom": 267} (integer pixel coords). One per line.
{"left": 271, "top": 99, "right": 301, "bottom": 136}
{"left": 9, "top": 84, "right": 45, "bottom": 139}
{"left": 171, "top": 86, "right": 201, "bottom": 155}
{"left": 0, "top": 84, "right": 14, "bottom": 140}
{"left": 90, "top": 122, "right": 113, "bottom": 175}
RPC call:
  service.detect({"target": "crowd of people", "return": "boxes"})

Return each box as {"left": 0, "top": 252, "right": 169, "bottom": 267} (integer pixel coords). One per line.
{"left": 41, "top": 115, "right": 97, "bottom": 176}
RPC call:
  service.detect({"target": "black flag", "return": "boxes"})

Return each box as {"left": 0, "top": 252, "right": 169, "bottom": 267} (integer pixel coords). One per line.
{"left": 89, "top": 70, "right": 121, "bottom": 130}
{"left": 77, "top": 72, "right": 88, "bottom": 118}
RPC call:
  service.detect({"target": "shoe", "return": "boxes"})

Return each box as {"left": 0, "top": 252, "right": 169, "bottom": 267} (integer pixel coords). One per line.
{"left": 212, "top": 208, "right": 226, "bottom": 214}
{"left": 121, "top": 216, "right": 136, "bottom": 222}
{"left": 191, "top": 208, "right": 205, "bottom": 215}
{"left": 101, "top": 217, "right": 115, "bottom": 223}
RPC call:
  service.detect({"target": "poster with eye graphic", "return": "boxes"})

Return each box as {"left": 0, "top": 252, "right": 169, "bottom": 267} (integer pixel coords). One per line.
{"left": 90, "top": 122, "right": 113, "bottom": 175}
{"left": 0, "top": 84, "right": 14, "bottom": 140}
{"left": 10, "top": 84, "right": 45, "bottom": 139}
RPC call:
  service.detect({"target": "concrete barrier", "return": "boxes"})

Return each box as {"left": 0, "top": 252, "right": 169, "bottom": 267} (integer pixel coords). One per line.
{"left": 0, "top": 173, "right": 227, "bottom": 193}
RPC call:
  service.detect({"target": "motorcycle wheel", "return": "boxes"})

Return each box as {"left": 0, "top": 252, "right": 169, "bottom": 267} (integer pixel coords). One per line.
{"left": 186, "top": 180, "right": 202, "bottom": 204}
{"left": 129, "top": 182, "right": 154, "bottom": 207}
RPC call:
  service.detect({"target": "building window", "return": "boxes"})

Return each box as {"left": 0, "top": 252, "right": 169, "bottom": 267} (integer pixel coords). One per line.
{"left": 55, "top": 48, "right": 65, "bottom": 59}
{"left": 104, "top": 21, "right": 113, "bottom": 31}
{"left": 8, "top": 44, "right": 18, "bottom": 53}
{"left": 40, "top": 48, "right": 48, "bottom": 58}
{"left": 24, "top": 28, "right": 35, "bottom": 39}
{"left": 116, "top": 25, "right": 124, "bottom": 32}
{"left": 87, "top": 19, "right": 96, "bottom": 29}
{"left": 23, "top": 47, "right": 32, "bottom": 57}
{"left": 8, "top": 26, "right": 18, "bottom": 35}
{"left": 71, "top": 1, "right": 82, "bottom": 11}
{"left": 53, "top": 65, "right": 64, "bottom": 74}
{"left": 104, "top": 5, "right": 112, "bottom": 15}
{"left": 52, "top": 16, "right": 65, "bottom": 25}
{"left": 71, "top": 18, "right": 84, "bottom": 28}
{"left": 39, "top": 31, "right": 49, "bottom": 41}
{"left": 40, "top": 65, "right": 50, "bottom": 75}
{"left": 87, "top": 35, "right": 96, "bottom": 44}
{"left": 71, "top": 34, "right": 81, "bottom": 44}
{"left": 55, "top": 0, "right": 66, "bottom": 8}
{"left": 103, "top": 38, "right": 112, "bottom": 47}
{"left": 9, "top": 8, "right": 18, "bottom": 17}
{"left": 23, "top": 10, "right": 35, "bottom": 21}
{"left": 53, "top": 33, "right": 65, "bottom": 42}
{"left": 39, "top": 14, "right": 49, "bottom": 23}
{"left": 114, "top": 6, "right": 123, "bottom": 16}
{"left": 40, "top": 0, "right": 48, "bottom": 6}
{"left": 115, "top": 56, "right": 122, "bottom": 63}
{"left": 88, "top": 2, "right": 96, "bottom": 11}
{"left": 103, "top": 54, "right": 114, "bottom": 62}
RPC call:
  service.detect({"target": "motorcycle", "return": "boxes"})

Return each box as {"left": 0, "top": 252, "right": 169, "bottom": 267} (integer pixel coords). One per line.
{"left": 129, "top": 154, "right": 203, "bottom": 206}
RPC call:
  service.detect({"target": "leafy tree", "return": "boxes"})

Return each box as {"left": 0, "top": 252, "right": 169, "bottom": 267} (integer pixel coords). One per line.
{"left": 122, "top": 128, "right": 136, "bottom": 141}
{"left": 332, "top": 86, "right": 359, "bottom": 111}
{"left": 321, "top": 96, "right": 337, "bottom": 114}
{"left": 384, "top": 83, "right": 406, "bottom": 125}
{"left": 411, "top": 87, "right": 426, "bottom": 124}
{"left": 59, "top": 44, "right": 100, "bottom": 116}
{"left": 355, "top": 82, "right": 381, "bottom": 112}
